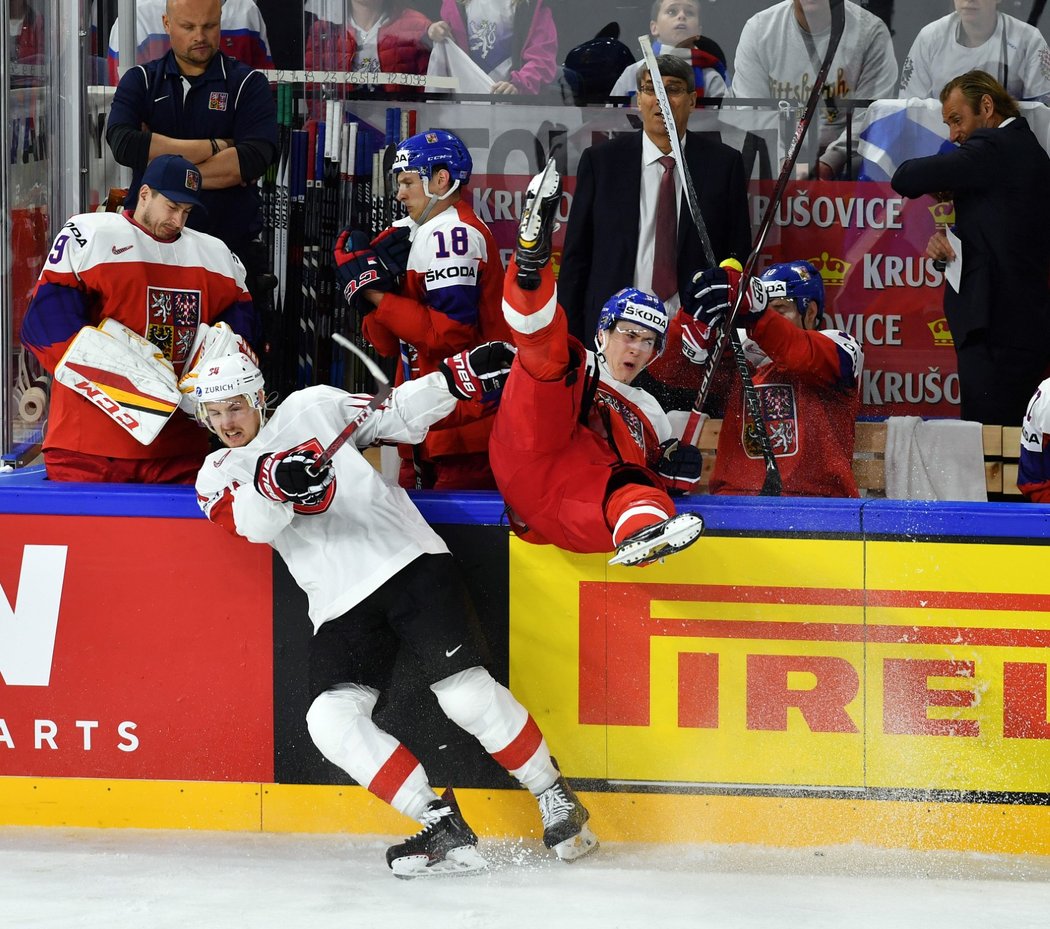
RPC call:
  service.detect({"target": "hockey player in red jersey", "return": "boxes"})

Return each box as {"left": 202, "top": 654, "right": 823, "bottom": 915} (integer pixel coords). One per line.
{"left": 194, "top": 351, "right": 597, "bottom": 878}
{"left": 21, "top": 154, "right": 258, "bottom": 483}
{"left": 681, "top": 259, "right": 864, "bottom": 497}
{"left": 488, "top": 161, "right": 704, "bottom": 567}
{"left": 334, "top": 128, "right": 512, "bottom": 490}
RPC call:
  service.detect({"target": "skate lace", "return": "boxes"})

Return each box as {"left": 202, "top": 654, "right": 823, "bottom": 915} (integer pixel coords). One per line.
{"left": 411, "top": 802, "right": 452, "bottom": 838}
{"left": 538, "top": 784, "right": 575, "bottom": 828}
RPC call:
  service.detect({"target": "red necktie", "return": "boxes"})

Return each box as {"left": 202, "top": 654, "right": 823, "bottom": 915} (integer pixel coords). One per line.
{"left": 652, "top": 155, "right": 678, "bottom": 302}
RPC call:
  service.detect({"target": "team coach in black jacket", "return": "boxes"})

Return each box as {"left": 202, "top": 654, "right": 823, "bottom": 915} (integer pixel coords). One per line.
{"left": 558, "top": 54, "right": 750, "bottom": 412}
{"left": 892, "top": 69, "right": 1050, "bottom": 426}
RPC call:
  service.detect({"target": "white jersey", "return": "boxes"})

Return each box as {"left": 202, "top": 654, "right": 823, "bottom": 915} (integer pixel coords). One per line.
{"left": 195, "top": 374, "right": 457, "bottom": 630}
{"left": 730, "top": 0, "right": 897, "bottom": 170}
{"left": 899, "top": 12, "right": 1050, "bottom": 103}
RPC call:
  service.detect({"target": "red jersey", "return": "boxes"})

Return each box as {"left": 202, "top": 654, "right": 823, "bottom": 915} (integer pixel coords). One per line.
{"left": 22, "top": 212, "right": 257, "bottom": 461}
{"left": 361, "top": 200, "right": 511, "bottom": 462}
{"left": 711, "top": 310, "right": 864, "bottom": 497}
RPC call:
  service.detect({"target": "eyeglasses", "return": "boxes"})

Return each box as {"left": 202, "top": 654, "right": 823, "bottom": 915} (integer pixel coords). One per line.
{"left": 638, "top": 83, "right": 692, "bottom": 98}
{"left": 611, "top": 326, "right": 658, "bottom": 350}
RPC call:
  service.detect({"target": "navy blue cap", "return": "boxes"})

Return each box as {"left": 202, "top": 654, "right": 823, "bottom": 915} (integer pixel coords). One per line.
{"left": 141, "top": 154, "right": 206, "bottom": 211}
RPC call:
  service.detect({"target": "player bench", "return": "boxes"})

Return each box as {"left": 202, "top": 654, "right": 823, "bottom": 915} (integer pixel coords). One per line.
{"left": 693, "top": 419, "right": 1015, "bottom": 497}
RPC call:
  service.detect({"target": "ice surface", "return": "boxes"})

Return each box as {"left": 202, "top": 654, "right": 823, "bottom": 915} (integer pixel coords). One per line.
{"left": 2, "top": 827, "right": 1049, "bottom": 929}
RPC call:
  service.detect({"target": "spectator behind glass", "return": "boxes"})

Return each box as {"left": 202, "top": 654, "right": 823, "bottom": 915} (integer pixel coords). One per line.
{"left": 680, "top": 260, "right": 863, "bottom": 497}
{"left": 609, "top": 0, "right": 730, "bottom": 103}
{"left": 106, "top": 0, "right": 272, "bottom": 85}
{"left": 304, "top": 0, "right": 432, "bottom": 92}
{"left": 899, "top": 0, "right": 1050, "bottom": 103}
{"left": 427, "top": 0, "right": 557, "bottom": 94}
{"left": 10, "top": 0, "right": 44, "bottom": 68}
{"left": 730, "top": 0, "right": 897, "bottom": 179}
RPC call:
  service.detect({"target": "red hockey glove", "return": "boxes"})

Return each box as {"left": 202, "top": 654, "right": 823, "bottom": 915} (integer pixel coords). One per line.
{"left": 440, "top": 341, "right": 517, "bottom": 403}
{"left": 655, "top": 439, "right": 703, "bottom": 494}
{"left": 254, "top": 449, "right": 334, "bottom": 506}
{"left": 334, "top": 228, "right": 397, "bottom": 312}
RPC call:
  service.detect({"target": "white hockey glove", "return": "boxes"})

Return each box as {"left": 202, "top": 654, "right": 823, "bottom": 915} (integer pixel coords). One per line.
{"left": 55, "top": 322, "right": 180, "bottom": 444}
{"left": 254, "top": 449, "right": 334, "bottom": 507}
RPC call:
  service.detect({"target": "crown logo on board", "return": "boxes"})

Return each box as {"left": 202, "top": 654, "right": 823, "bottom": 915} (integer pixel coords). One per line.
{"left": 928, "top": 317, "right": 954, "bottom": 346}
{"left": 808, "top": 251, "right": 850, "bottom": 285}
{"left": 930, "top": 201, "right": 955, "bottom": 225}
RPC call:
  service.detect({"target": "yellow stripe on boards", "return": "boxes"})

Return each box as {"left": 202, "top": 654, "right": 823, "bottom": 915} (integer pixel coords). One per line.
{"left": 2, "top": 778, "right": 1048, "bottom": 856}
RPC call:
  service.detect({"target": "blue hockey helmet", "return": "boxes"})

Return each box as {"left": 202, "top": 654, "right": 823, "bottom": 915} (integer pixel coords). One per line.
{"left": 758, "top": 260, "right": 825, "bottom": 325}
{"left": 391, "top": 129, "right": 472, "bottom": 184}
{"left": 595, "top": 287, "right": 668, "bottom": 358}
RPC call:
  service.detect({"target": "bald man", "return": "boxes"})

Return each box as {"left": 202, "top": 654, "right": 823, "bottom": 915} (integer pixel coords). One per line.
{"left": 106, "top": 0, "right": 277, "bottom": 291}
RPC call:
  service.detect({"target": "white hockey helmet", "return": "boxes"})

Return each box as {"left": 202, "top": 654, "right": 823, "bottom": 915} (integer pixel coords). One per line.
{"left": 193, "top": 352, "right": 267, "bottom": 432}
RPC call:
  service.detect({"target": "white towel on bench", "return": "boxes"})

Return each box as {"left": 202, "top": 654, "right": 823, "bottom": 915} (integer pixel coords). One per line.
{"left": 885, "top": 416, "right": 987, "bottom": 501}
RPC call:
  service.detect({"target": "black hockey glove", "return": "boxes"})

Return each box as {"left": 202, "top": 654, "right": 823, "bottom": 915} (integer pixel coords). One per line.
{"left": 333, "top": 228, "right": 398, "bottom": 313}
{"left": 371, "top": 225, "right": 412, "bottom": 277}
{"left": 655, "top": 438, "right": 703, "bottom": 494}
{"left": 255, "top": 449, "right": 334, "bottom": 506}
{"left": 440, "top": 341, "right": 517, "bottom": 403}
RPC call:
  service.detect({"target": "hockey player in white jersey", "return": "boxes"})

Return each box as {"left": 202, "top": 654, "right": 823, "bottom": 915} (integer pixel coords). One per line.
{"left": 194, "top": 352, "right": 597, "bottom": 877}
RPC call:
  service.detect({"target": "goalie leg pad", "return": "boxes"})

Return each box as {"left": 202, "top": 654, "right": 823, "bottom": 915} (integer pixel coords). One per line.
{"left": 55, "top": 325, "right": 181, "bottom": 445}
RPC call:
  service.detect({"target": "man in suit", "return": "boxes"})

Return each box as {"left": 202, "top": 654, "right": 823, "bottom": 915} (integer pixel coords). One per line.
{"left": 559, "top": 54, "right": 751, "bottom": 411}
{"left": 891, "top": 69, "right": 1050, "bottom": 426}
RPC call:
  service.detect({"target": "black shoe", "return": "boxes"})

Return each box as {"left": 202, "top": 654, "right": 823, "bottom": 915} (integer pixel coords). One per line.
{"left": 516, "top": 159, "right": 562, "bottom": 291}
{"left": 537, "top": 759, "right": 599, "bottom": 861}
{"left": 609, "top": 512, "right": 704, "bottom": 567}
{"left": 385, "top": 788, "right": 488, "bottom": 879}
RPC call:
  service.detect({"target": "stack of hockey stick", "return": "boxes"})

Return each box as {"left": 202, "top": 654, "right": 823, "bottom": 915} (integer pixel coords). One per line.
{"left": 262, "top": 73, "right": 417, "bottom": 397}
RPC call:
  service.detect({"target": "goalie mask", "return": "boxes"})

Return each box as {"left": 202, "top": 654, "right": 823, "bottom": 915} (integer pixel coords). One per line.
{"left": 391, "top": 129, "right": 472, "bottom": 201}
{"left": 595, "top": 288, "right": 668, "bottom": 359}
{"left": 193, "top": 352, "right": 267, "bottom": 435}
{"left": 758, "top": 260, "right": 825, "bottom": 326}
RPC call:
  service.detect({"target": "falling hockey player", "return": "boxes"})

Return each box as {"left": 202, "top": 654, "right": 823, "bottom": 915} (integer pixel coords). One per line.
{"left": 193, "top": 350, "right": 597, "bottom": 877}
{"left": 487, "top": 160, "right": 705, "bottom": 567}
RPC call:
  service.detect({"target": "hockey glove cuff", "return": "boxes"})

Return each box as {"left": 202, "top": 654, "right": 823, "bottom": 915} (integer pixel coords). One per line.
{"left": 334, "top": 228, "right": 398, "bottom": 312}
{"left": 680, "top": 311, "right": 715, "bottom": 366}
{"left": 440, "top": 341, "right": 517, "bottom": 403}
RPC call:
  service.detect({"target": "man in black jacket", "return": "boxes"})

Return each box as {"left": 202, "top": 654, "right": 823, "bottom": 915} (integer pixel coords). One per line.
{"left": 891, "top": 69, "right": 1050, "bottom": 425}
{"left": 558, "top": 54, "right": 751, "bottom": 412}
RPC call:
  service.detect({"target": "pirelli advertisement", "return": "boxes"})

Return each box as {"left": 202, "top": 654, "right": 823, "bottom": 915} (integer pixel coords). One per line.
{"left": 2, "top": 496, "right": 1048, "bottom": 801}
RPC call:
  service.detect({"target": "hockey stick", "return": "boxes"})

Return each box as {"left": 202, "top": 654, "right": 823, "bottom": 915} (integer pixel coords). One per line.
{"left": 674, "top": 0, "right": 845, "bottom": 474}
{"left": 312, "top": 333, "right": 393, "bottom": 470}
{"left": 638, "top": 36, "right": 782, "bottom": 496}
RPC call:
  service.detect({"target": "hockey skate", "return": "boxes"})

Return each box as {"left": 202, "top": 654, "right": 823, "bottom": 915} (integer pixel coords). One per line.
{"left": 516, "top": 159, "right": 562, "bottom": 291}
{"left": 537, "top": 760, "right": 598, "bottom": 862}
{"left": 608, "top": 512, "right": 704, "bottom": 567}
{"left": 385, "top": 788, "right": 488, "bottom": 879}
